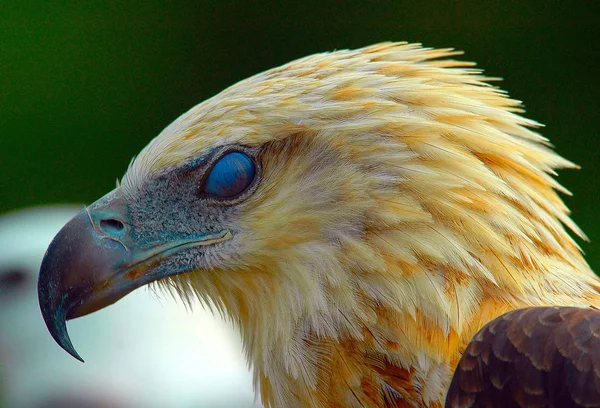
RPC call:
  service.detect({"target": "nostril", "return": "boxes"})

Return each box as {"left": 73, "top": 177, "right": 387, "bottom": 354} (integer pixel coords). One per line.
{"left": 99, "top": 218, "right": 126, "bottom": 237}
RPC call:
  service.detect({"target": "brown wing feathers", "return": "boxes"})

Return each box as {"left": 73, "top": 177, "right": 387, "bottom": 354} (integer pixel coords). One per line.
{"left": 445, "top": 307, "right": 600, "bottom": 408}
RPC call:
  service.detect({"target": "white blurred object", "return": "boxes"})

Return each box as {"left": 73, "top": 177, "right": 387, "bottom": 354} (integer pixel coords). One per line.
{"left": 0, "top": 205, "right": 260, "bottom": 408}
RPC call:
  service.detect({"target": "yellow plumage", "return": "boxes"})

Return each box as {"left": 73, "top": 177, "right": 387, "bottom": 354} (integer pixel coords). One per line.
{"left": 119, "top": 42, "right": 600, "bottom": 407}
{"left": 40, "top": 42, "right": 600, "bottom": 407}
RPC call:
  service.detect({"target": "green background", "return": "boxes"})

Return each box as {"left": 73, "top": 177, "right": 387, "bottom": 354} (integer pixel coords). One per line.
{"left": 1, "top": 1, "right": 599, "bottom": 271}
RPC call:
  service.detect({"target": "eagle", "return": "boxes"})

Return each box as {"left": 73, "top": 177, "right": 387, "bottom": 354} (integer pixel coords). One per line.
{"left": 38, "top": 43, "right": 600, "bottom": 407}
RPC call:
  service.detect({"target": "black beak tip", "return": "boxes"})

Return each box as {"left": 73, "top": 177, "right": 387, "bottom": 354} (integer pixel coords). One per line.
{"left": 38, "top": 276, "right": 85, "bottom": 363}
{"left": 37, "top": 288, "right": 85, "bottom": 362}
{"left": 47, "top": 312, "right": 85, "bottom": 363}
{"left": 37, "top": 210, "right": 90, "bottom": 363}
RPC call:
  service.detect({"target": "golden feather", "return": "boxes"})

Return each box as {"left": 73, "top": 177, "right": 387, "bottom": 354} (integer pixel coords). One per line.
{"left": 122, "top": 42, "right": 600, "bottom": 407}
{"left": 46, "top": 42, "right": 600, "bottom": 407}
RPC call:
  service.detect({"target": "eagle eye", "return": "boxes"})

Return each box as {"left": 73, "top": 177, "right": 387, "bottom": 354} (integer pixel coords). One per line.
{"left": 203, "top": 151, "right": 256, "bottom": 199}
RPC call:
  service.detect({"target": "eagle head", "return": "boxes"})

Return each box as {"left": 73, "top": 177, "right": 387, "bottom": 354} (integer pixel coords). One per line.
{"left": 38, "top": 43, "right": 597, "bottom": 407}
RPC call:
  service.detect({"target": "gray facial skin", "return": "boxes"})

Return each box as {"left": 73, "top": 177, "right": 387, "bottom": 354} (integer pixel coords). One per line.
{"left": 38, "top": 147, "right": 259, "bottom": 361}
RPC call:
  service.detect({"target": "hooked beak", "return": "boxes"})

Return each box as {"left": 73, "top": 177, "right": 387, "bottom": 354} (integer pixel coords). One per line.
{"left": 37, "top": 190, "right": 231, "bottom": 362}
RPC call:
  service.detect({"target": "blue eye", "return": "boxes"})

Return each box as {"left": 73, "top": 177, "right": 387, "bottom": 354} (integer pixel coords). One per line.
{"left": 203, "top": 152, "right": 256, "bottom": 199}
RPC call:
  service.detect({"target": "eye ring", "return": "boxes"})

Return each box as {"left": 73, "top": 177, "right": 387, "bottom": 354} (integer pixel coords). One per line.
{"left": 200, "top": 149, "right": 259, "bottom": 203}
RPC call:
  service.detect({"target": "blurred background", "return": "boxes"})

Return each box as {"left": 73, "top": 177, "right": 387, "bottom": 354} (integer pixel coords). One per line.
{"left": 1, "top": 1, "right": 598, "bottom": 407}
{"left": 0, "top": 206, "right": 259, "bottom": 407}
